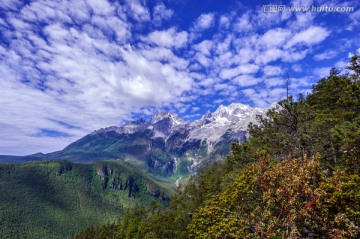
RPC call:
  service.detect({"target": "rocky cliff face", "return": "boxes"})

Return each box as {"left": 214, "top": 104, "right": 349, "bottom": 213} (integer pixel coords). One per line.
{"left": 95, "top": 162, "right": 169, "bottom": 200}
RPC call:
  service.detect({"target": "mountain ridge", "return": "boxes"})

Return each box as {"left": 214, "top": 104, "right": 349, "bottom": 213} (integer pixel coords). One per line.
{"left": 0, "top": 103, "right": 269, "bottom": 180}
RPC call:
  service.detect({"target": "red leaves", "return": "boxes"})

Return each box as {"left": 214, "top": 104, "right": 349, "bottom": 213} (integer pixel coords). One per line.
{"left": 334, "top": 229, "right": 343, "bottom": 239}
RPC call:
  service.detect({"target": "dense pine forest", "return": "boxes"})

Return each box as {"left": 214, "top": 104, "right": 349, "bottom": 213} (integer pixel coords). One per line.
{"left": 74, "top": 56, "right": 360, "bottom": 239}
{"left": 0, "top": 160, "right": 170, "bottom": 239}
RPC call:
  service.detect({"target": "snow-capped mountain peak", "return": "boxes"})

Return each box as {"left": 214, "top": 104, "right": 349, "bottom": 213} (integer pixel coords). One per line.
{"left": 188, "top": 103, "right": 266, "bottom": 151}
{"left": 64, "top": 102, "right": 270, "bottom": 176}
{"left": 201, "top": 110, "right": 212, "bottom": 120}
{"left": 212, "top": 104, "right": 230, "bottom": 118}
{"left": 150, "top": 112, "right": 186, "bottom": 125}
{"left": 91, "top": 102, "right": 268, "bottom": 148}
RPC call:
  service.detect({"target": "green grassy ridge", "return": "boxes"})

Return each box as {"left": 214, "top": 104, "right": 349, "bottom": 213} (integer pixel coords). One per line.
{"left": 0, "top": 160, "right": 170, "bottom": 239}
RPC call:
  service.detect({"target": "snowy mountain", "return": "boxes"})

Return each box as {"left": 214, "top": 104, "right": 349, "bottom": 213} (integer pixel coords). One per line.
{"left": 89, "top": 103, "right": 265, "bottom": 153}
{"left": 0, "top": 103, "right": 268, "bottom": 179}
{"left": 63, "top": 103, "right": 267, "bottom": 176}
{"left": 188, "top": 103, "right": 266, "bottom": 151}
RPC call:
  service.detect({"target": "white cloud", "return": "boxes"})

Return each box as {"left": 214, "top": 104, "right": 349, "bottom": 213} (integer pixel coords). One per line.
{"left": 235, "top": 48, "right": 255, "bottom": 64}
{"left": 0, "top": 0, "right": 352, "bottom": 155}
{"left": 242, "top": 88, "right": 256, "bottom": 96}
{"left": 215, "top": 35, "right": 233, "bottom": 55}
{"left": 0, "top": 0, "right": 196, "bottom": 155}
{"left": 255, "top": 48, "right": 283, "bottom": 64}
{"left": 20, "top": 1, "right": 74, "bottom": 24}
{"left": 264, "top": 77, "right": 285, "bottom": 87}
{"left": 282, "top": 49, "right": 308, "bottom": 62}
{"left": 291, "top": 0, "right": 313, "bottom": 6}
{"left": 183, "top": 113, "right": 201, "bottom": 119}
{"left": 261, "top": 28, "right": 291, "bottom": 49}
{"left": 193, "top": 13, "right": 215, "bottom": 31}
{"left": 242, "top": 87, "right": 285, "bottom": 108}
{"left": 234, "top": 13, "right": 252, "bottom": 32}
{"left": 44, "top": 23, "right": 72, "bottom": 42}
{"left": 335, "top": 60, "right": 348, "bottom": 69}
{"left": 144, "top": 28, "right": 188, "bottom": 49}
{"left": 193, "top": 40, "right": 213, "bottom": 56}
{"left": 219, "top": 64, "right": 260, "bottom": 79}
{"left": 194, "top": 53, "right": 211, "bottom": 67}
{"left": 313, "top": 50, "right": 338, "bottom": 61}
{"left": 233, "top": 75, "right": 262, "bottom": 87}
{"left": 214, "top": 83, "right": 233, "bottom": 91}
{"left": 289, "top": 77, "right": 312, "bottom": 89}
{"left": 263, "top": 65, "right": 283, "bottom": 76}
{"left": 288, "top": 12, "right": 316, "bottom": 31}
{"left": 153, "top": 3, "right": 173, "bottom": 24}
{"left": 213, "top": 99, "right": 224, "bottom": 104}
{"left": 199, "top": 77, "right": 218, "bottom": 87}
{"left": 90, "top": 16, "right": 130, "bottom": 42}
{"left": 213, "top": 51, "right": 234, "bottom": 68}
{"left": 219, "top": 15, "right": 230, "bottom": 28}
{"left": 191, "top": 107, "right": 200, "bottom": 112}
{"left": 67, "top": 0, "right": 92, "bottom": 23}
{"left": 292, "top": 64, "right": 302, "bottom": 73}
{"left": 86, "top": 0, "right": 114, "bottom": 16}
{"left": 285, "top": 26, "right": 330, "bottom": 49}
{"left": 256, "top": 9, "right": 291, "bottom": 29}
{"left": 344, "top": 8, "right": 360, "bottom": 31}
{"left": 0, "top": 0, "right": 21, "bottom": 10}
{"left": 313, "top": 67, "right": 331, "bottom": 78}
{"left": 192, "top": 40, "right": 214, "bottom": 67}
{"left": 139, "top": 47, "right": 189, "bottom": 70}
{"left": 125, "top": 0, "right": 150, "bottom": 22}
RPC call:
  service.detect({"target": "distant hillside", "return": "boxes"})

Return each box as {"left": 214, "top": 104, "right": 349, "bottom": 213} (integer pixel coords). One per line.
{"left": 0, "top": 160, "right": 170, "bottom": 239}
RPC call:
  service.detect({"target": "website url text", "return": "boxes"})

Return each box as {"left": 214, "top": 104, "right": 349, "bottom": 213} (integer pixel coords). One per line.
{"left": 262, "top": 5, "right": 355, "bottom": 13}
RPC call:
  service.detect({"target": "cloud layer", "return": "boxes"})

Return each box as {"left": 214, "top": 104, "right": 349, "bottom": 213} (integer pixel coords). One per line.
{"left": 0, "top": 0, "right": 359, "bottom": 154}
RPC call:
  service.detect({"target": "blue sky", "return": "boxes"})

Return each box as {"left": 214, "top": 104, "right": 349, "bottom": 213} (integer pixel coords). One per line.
{"left": 0, "top": 0, "right": 359, "bottom": 155}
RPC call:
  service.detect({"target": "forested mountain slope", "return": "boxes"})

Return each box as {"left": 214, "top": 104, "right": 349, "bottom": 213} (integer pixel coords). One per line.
{"left": 0, "top": 160, "right": 170, "bottom": 239}
{"left": 74, "top": 56, "right": 360, "bottom": 239}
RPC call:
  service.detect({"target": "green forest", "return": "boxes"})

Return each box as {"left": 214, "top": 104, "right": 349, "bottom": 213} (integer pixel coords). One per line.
{"left": 74, "top": 56, "right": 360, "bottom": 239}
{"left": 0, "top": 160, "right": 170, "bottom": 239}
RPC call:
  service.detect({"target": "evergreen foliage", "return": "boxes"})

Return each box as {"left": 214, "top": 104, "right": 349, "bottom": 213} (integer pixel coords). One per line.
{"left": 72, "top": 56, "right": 359, "bottom": 238}
{"left": 0, "top": 160, "right": 169, "bottom": 239}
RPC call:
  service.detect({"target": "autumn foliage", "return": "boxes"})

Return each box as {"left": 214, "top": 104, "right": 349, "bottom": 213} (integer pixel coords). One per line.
{"left": 189, "top": 156, "right": 360, "bottom": 238}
